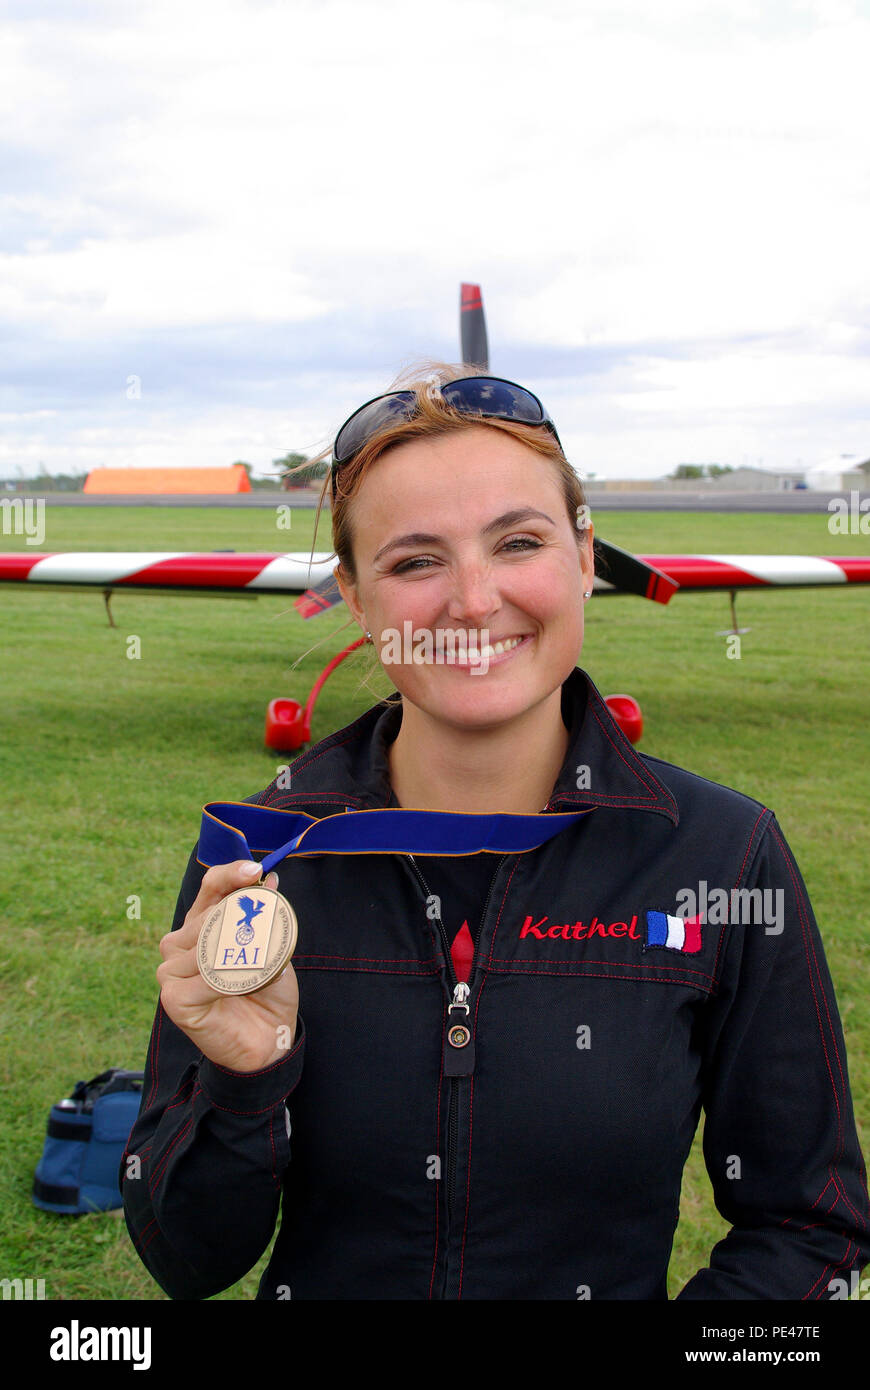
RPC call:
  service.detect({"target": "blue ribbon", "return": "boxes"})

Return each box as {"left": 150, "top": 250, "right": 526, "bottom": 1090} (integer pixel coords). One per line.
{"left": 197, "top": 802, "right": 591, "bottom": 875}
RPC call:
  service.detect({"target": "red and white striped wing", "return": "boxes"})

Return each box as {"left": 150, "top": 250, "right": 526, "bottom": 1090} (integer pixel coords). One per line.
{"left": 631, "top": 555, "right": 870, "bottom": 592}
{"left": 0, "top": 552, "right": 334, "bottom": 591}
{"left": 2, "top": 551, "right": 869, "bottom": 599}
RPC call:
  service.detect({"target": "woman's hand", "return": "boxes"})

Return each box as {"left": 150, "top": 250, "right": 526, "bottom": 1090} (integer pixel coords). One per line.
{"left": 157, "top": 860, "right": 299, "bottom": 1073}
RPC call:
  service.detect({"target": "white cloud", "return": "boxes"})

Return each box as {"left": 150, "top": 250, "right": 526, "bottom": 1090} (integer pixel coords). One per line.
{"left": 1, "top": 0, "right": 869, "bottom": 479}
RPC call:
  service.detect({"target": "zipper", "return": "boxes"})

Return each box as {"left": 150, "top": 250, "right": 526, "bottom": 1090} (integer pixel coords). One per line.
{"left": 408, "top": 851, "right": 505, "bottom": 993}
{"left": 407, "top": 853, "right": 504, "bottom": 1298}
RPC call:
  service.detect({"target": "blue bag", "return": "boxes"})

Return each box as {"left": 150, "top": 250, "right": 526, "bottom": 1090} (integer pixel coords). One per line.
{"left": 32, "top": 1068, "right": 144, "bottom": 1215}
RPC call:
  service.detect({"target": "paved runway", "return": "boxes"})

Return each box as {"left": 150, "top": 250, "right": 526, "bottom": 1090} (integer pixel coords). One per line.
{"left": 17, "top": 489, "right": 869, "bottom": 513}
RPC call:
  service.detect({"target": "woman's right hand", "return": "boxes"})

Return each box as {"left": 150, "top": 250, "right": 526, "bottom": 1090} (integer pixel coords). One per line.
{"left": 157, "top": 860, "right": 300, "bottom": 1073}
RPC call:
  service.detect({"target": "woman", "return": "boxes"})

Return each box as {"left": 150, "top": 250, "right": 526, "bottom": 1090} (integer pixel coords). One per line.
{"left": 123, "top": 366, "right": 869, "bottom": 1300}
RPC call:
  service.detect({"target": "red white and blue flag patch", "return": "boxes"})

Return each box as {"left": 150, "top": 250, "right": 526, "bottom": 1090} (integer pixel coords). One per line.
{"left": 645, "top": 911, "right": 702, "bottom": 953}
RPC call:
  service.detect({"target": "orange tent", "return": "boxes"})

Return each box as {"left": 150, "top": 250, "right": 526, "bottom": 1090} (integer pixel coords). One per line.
{"left": 84, "top": 466, "right": 252, "bottom": 494}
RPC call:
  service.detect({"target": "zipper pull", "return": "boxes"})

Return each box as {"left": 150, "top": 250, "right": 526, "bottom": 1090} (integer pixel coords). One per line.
{"left": 444, "top": 982, "right": 475, "bottom": 1077}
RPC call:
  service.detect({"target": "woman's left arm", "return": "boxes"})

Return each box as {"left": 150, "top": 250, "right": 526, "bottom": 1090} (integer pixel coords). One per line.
{"left": 677, "top": 815, "right": 870, "bottom": 1300}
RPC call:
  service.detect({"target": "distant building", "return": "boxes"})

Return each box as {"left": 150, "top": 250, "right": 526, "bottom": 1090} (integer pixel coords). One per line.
{"left": 803, "top": 456, "right": 870, "bottom": 491}
{"left": 592, "top": 466, "right": 804, "bottom": 492}
{"left": 697, "top": 466, "right": 804, "bottom": 492}
{"left": 84, "top": 465, "right": 252, "bottom": 494}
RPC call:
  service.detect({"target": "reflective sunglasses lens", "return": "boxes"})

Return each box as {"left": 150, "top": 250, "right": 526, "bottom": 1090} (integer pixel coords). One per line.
{"left": 334, "top": 392, "right": 417, "bottom": 463}
{"left": 441, "top": 378, "right": 544, "bottom": 424}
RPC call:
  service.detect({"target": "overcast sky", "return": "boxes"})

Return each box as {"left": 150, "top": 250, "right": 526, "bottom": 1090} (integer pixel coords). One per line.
{"left": 2, "top": 0, "right": 869, "bottom": 481}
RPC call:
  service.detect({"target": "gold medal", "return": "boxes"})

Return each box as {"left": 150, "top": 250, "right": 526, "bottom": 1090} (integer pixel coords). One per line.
{"left": 196, "top": 881, "right": 298, "bottom": 996}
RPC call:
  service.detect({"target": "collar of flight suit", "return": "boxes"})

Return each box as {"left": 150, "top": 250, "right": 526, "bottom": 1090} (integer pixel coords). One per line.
{"left": 281, "top": 666, "right": 679, "bottom": 828}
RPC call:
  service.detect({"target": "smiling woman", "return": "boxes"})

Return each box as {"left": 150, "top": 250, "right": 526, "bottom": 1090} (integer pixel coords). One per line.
{"left": 336, "top": 424, "right": 594, "bottom": 812}
{"left": 122, "top": 364, "right": 870, "bottom": 1303}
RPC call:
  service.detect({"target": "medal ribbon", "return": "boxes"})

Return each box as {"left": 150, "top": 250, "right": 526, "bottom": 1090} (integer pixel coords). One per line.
{"left": 197, "top": 802, "right": 591, "bottom": 874}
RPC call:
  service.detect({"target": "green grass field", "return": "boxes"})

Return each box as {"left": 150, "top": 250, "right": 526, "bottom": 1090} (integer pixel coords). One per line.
{"left": 1, "top": 503, "right": 868, "bottom": 1300}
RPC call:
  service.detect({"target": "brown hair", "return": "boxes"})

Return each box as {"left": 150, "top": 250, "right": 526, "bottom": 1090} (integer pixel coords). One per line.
{"left": 289, "top": 361, "right": 589, "bottom": 587}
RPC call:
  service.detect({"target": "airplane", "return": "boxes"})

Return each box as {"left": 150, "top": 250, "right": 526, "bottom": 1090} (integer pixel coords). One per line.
{"left": 2, "top": 284, "right": 868, "bottom": 750}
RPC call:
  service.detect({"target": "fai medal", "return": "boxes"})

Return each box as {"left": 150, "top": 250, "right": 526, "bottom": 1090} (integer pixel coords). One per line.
{"left": 197, "top": 881, "right": 298, "bottom": 996}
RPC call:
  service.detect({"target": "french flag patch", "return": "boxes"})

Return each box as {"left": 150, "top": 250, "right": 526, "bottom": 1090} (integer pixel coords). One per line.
{"left": 645, "top": 911, "right": 702, "bottom": 953}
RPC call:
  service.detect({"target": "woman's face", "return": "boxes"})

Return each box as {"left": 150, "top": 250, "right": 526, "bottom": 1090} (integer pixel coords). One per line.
{"left": 336, "top": 425, "right": 595, "bottom": 733}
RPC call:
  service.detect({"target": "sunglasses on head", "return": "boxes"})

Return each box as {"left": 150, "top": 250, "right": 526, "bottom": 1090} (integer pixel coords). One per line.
{"left": 331, "top": 375, "right": 564, "bottom": 496}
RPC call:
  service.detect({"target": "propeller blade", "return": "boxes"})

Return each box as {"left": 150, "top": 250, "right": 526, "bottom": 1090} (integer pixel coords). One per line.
{"left": 593, "top": 538, "right": 679, "bottom": 605}
{"left": 460, "top": 282, "right": 489, "bottom": 369}
{"left": 294, "top": 572, "right": 343, "bottom": 618}
{"left": 294, "top": 539, "right": 678, "bottom": 617}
